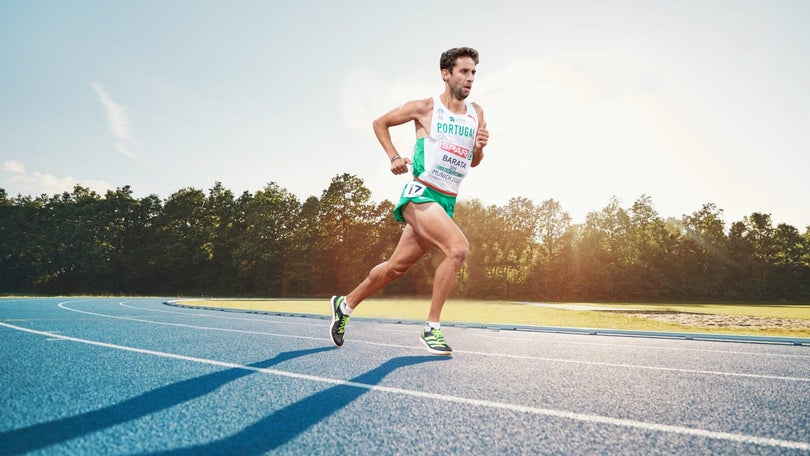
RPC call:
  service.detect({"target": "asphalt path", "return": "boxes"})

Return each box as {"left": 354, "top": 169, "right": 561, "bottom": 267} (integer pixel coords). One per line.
{"left": 1, "top": 297, "right": 809, "bottom": 455}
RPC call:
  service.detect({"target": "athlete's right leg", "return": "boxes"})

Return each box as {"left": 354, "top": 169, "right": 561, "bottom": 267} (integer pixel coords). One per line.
{"left": 400, "top": 201, "right": 469, "bottom": 323}
{"left": 344, "top": 223, "right": 431, "bottom": 309}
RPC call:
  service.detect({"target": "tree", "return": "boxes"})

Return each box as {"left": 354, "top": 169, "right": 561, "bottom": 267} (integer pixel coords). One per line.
{"left": 526, "top": 198, "right": 572, "bottom": 300}
{"left": 200, "top": 183, "right": 241, "bottom": 294}
{"left": 673, "top": 203, "right": 729, "bottom": 299}
{"left": 770, "top": 223, "right": 810, "bottom": 299}
{"left": 285, "top": 195, "right": 322, "bottom": 296}
{"left": 235, "top": 183, "right": 301, "bottom": 296}
{"left": 312, "top": 174, "right": 378, "bottom": 295}
{"left": 579, "top": 197, "right": 632, "bottom": 300}
{"left": 156, "top": 187, "right": 212, "bottom": 295}
{"left": 453, "top": 199, "right": 495, "bottom": 298}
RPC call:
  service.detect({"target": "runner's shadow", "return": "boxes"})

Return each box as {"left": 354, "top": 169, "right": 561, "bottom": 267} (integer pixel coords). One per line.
{"left": 0, "top": 346, "right": 333, "bottom": 455}
{"left": 150, "top": 355, "right": 449, "bottom": 455}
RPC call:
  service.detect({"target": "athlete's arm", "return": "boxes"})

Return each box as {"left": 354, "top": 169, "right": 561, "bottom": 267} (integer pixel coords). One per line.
{"left": 373, "top": 98, "right": 432, "bottom": 175}
{"left": 472, "top": 103, "right": 487, "bottom": 168}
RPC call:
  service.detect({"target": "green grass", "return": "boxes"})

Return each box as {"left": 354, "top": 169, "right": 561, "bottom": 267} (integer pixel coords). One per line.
{"left": 177, "top": 299, "right": 810, "bottom": 339}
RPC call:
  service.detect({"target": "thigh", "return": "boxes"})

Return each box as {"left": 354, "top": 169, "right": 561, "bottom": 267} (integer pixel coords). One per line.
{"left": 400, "top": 202, "right": 468, "bottom": 256}
{"left": 386, "top": 224, "right": 432, "bottom": 270}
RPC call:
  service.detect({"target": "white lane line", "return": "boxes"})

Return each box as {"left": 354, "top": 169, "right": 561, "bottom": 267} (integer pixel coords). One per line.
{"left": 56, "top": 301, "right": 325, "bottom": 343}
{"left": 1, "top": 320, "right": 808, "bottom": 452}
{"left": 57, "top": 301, "right": 810, "bottom": 383}
{"left": 455, "top": 349, "right": 810, "bottom": 382}
{"left": 476, "top": 332, "right": 810, "bottom": 359}
{"left": 118, "top": 301, "right": 322, "bottom": 327}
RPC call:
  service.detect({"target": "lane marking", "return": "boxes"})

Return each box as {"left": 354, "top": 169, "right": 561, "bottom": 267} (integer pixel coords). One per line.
{"left": 1, "top": 320, "right": 808, "bottom": 452}
{"left": 57, "top": 301, "right": 326, "bottom": 343}
{"left": 118, "top": 301, "right": 321, "bottom": 327}
{"left": 476, "top": 332, "right": 810, "bottom": 359}
{"left": 454, "top": 349, "right": 810, "bottom": 382}
{"left": 55, "top": 301, "right": 810, "bottom": 383}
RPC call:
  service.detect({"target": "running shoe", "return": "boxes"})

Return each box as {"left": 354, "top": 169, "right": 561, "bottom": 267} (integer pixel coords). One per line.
{"left": 420, "top": 327, "right": 453, "bottom": 355}
{"left": 329, "top": 296, "right": 350, "bottom": 347}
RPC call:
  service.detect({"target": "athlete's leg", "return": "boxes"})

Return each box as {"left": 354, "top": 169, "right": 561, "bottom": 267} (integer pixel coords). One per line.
{"left": 345, "top": 223, "right": 431, "bottom": 309}
{"left": 400, "top": 202, "right": 469, "bottom": 322}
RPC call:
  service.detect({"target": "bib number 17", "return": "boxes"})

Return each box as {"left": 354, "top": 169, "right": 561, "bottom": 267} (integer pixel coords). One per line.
{"left": 403, "top": 181, "right": 426, "bottom": 198}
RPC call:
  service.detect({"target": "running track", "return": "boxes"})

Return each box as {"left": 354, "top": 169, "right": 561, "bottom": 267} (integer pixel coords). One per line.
{"left": 1, "top": 297, "right": 809, "bottom": 455}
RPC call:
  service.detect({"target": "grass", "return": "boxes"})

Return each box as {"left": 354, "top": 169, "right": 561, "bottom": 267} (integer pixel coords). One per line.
{"left": 176, "top": 299, "right": 810, "bottom": 339}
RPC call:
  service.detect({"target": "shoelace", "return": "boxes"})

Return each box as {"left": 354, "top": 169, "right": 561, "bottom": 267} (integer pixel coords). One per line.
{"left": 337, "top": 314, "right": 349, "bottom": 334}
{"left": 428, "top": 329, "right": 446, "bottom": 345}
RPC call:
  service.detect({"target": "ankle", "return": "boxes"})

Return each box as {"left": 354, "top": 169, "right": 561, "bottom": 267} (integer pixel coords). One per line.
{"left": 340, "top": 297, "right": 354, "bottom": 315}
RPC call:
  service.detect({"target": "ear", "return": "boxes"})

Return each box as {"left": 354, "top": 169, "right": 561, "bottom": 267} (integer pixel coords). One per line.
{"left": 441, "top": 68, "right": 450, "bottom": 82}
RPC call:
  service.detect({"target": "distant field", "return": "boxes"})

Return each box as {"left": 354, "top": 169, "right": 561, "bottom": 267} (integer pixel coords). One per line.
{"left": 176, "top": 299, "right": 810, "bottom": 339}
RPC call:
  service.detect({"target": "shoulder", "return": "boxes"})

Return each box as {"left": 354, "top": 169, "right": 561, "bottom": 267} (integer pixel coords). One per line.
{"left": 471, "top": 102, "right": 485, "bottom": 123}
{"left": 406, "top": 97, "right": 433, "bottom": 114}
{"left": 388, "top": 97, "right": 433, "bottom": 118}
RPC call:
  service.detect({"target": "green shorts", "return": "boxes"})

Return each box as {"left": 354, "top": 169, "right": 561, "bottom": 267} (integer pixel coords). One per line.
{"left": 393, "top": 180, "right": 457, "bottom": 222}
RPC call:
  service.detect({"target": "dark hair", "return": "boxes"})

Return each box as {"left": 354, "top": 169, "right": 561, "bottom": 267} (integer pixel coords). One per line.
{"left": 440, "top": 47, "right": 479, "bottom": 73}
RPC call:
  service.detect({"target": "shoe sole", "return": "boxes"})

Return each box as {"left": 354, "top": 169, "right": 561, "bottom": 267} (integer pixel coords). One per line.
{"left": 419, "top": 337, "right": 453, "bottom": 356}
{"left": 329, "top": 296, "right": 343, "bottom": 347}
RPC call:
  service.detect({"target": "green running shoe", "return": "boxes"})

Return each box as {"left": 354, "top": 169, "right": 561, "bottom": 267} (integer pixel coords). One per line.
{"left": 420, "top": 327, "right": 453, "bottom": 356}
{"left": 329, "top": 296, "right": 350, "bottom": 347}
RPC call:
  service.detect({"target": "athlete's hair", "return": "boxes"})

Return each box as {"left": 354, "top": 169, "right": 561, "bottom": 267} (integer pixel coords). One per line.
{"left": 440, "top": 47, "right": 479, "bottom": 74}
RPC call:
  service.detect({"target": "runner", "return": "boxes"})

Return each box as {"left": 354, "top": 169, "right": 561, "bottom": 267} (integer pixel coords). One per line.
{"left": 330, "top": 47, "right": 489, "bottom": 355}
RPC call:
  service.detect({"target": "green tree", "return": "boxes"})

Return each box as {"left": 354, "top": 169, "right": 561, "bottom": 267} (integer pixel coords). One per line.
{"left": 156, "top": 187, "right": 211, "bottom": 295}
{"left": 672, "top": 203, "right": 729, "bottom": 299}
{"left": 454, "top": 199, "right": 505, "bottom": 298}
{"left": 235, "top": 183, "right": 301, "bottom": 296}
{"left": 525, "top": 198, "right": 572, "bottom": 300}
{"left": 312, "top": 174, "right": 377, "bottom": 296}
{"left": 579, "top": 197, "right": 631, "bottom": 300}
{"left": 770, "top": 223, "right": 810, "bottom": 299}
{"left": 285, "top": 195, "right": 321, "bottom": 296}
{"left": 624, "top": 195, "right": 670, "bottom": 300}
{"left": 200, "top": 183, "right": 242, "bottom": 294}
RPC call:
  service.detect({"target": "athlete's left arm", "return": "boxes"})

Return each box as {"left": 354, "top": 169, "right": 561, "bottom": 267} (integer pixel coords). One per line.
{"left": 472, "top": 103, "right": 487, "bottom": 168}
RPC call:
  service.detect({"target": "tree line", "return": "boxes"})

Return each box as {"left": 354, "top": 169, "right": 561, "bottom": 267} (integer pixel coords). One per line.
{"left": 2, "top": 174, "right": 809, "bottom": 301}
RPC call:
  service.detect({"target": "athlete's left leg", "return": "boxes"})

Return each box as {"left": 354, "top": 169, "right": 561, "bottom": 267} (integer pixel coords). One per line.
{"left": 344, "top": 223, "right": 431, "bottom": 309}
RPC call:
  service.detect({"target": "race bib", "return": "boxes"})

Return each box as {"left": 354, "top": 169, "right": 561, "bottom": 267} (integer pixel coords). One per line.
{"left": 403, "top": 181, "right": 426, "bottom": 198}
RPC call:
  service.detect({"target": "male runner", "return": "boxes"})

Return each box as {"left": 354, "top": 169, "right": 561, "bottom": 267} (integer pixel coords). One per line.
{"left": 330, "top": 47, "right": 489, "bottom": 355}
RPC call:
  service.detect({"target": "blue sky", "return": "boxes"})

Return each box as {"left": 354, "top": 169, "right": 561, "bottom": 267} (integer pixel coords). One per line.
{"left": 2, "top": 0, "right": 809, "bottom": 229}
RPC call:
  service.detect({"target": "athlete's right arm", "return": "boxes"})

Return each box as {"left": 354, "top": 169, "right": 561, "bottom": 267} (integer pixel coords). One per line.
{"left": 373, "top": 98, "right": 432, "bottom": 175}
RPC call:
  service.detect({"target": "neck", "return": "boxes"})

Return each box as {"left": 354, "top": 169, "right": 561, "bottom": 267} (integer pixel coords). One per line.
{"left": 440, "top": 93, "right": 467, "bottom": 114}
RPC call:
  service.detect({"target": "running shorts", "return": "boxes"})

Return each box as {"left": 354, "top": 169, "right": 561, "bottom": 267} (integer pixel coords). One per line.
{"left": 393, "top": 180, "right": 457, "bottom": 222}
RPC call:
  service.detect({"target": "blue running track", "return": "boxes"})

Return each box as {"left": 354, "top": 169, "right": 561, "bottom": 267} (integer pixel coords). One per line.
{"left": 2, "top": 298, "right": 809, "bottom": 455}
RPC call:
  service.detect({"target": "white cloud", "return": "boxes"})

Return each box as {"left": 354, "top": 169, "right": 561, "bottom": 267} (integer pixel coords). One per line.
{"left": 3, "top": 160, "right": 25, "bottom": 174}
{"left": 91, "top": 81, "right": 140, "bottom": 158}
{"left": 2, "top": 160, "right": 113, "bottom": 196}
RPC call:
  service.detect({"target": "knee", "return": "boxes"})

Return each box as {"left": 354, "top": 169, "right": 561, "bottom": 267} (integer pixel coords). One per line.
{"left": 447, "top": 241, "right": 469, "bottom": 268}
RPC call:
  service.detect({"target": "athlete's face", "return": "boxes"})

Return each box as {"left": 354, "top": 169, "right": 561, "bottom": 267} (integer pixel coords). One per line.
{"left": 443, "top": 56, "right": 476, "bottom": 100}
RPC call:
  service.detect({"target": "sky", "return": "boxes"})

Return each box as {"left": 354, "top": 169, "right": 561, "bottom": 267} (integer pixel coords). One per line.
{"left": 1, "top": 0, "right": 809, "bottom": 230}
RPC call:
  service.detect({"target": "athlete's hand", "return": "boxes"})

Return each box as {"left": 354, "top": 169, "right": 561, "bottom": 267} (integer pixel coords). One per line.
{"left": 475, "top": 121, "right": 489, "bottom": 151}
{"left": 472, "top": 121, "right": 488, "bottom": 167}
{"left": 391, "top": 156, "right": 412, "bottom": 175}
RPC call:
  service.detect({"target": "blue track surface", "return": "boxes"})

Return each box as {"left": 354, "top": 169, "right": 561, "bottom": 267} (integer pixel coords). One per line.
{"left": 2, "top": 297, "right": 810, "bottom": 455}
